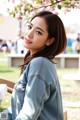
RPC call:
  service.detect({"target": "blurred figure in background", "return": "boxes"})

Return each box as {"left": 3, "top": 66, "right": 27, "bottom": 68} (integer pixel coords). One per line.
{"left": 0, "top": 39, "right": 2, "bottom": 52}
{"left": 1, "top": 39, "right": 8, "bottom": 54}
{"left": 7, "top": 39, "right": 14, "bottom": 53}
{"left": 76, "top": 33, "right": 80, "bottom": 53}
{"left": 14, "top": 35, "right": 25, "bottom": 54}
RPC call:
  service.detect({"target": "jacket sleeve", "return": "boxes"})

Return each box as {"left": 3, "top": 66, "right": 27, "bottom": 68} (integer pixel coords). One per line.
{"left": 15, "top": 74, "right": 50, "bottom": 120}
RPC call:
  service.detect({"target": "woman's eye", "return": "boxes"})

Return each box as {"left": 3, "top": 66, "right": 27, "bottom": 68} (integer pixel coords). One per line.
{"left": 27, "top": 24, "right": 32, "bottom": 30}
{"left": 36, "top": 31, "right": 42, "bottom": 35}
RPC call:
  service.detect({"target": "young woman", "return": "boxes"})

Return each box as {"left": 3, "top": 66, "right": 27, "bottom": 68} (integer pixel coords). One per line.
{"left": 3, "top": 11, "right": 67, "bottom": 120}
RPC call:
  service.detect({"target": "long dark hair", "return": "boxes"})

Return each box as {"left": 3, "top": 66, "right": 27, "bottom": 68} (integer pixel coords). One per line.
{"left": 21, "top": 11, "right": 67, "bottom": 73}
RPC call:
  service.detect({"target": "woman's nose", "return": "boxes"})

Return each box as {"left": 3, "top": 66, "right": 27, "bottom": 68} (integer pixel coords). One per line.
{"left": 27, "top": 29, "right": 33, "bottom": 38}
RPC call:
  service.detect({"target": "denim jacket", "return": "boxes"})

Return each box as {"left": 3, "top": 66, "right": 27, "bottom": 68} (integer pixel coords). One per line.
{"left": 5, "top": 57, "right": 63, "bottom": 120}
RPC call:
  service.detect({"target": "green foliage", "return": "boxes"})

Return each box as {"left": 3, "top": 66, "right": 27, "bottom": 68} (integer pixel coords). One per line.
{"left": 57, "top": 4, "right": 61, "bottom": 9}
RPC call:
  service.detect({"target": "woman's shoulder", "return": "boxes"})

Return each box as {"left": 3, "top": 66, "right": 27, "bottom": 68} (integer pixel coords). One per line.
{"left": 31, "top": 56, "right": 44, "bottom": 62}
{"left": 25, "top": 57, "right": 47, "bottom": 76}
{"left": 28, "top": 57, "right": 55, "bottom": 71}
{"left": 30, "top": 57, "right": 51, "bottom": 66}
{"left": 29, "top": 57, "right": 45, "bottom": 67}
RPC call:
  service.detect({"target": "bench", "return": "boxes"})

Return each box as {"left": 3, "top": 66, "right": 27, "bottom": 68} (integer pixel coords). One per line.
{"left": 64, "top": 111, "right": 67, "bottom": 120}
{"left": 0, "top": 78, "right": 15, "bottom": 93}
{"left": 55, "top": 54, "right": 80, "bottom": 68}
{"left": 8, "top": 53, "right": 80, "bottom": 68}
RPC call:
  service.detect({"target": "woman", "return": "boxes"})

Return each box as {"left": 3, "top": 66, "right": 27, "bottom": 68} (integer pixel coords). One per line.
{"left": 3, "top": 11, "right": 67, "bottom": 120}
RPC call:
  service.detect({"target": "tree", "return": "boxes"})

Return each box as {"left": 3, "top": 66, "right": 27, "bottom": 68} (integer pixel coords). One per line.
{"left": 7, "top": 0, "right": 80, "bottom": 20}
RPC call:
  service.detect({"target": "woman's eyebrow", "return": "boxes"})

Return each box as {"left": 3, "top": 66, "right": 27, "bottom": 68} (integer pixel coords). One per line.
{"left": 36, "top": 27, "right": 44, "bottom": 32}
{"left": 30, "top": 22, "right": 44, "bottom": 32}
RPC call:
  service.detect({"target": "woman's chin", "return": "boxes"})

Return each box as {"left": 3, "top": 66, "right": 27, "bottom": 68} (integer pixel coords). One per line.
{"left": 24, "top": 44, "right": 30, "bottom": 49}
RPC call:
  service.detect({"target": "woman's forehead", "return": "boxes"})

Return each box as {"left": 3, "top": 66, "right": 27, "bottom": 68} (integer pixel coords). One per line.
{"left": 31, "top": 17, "right": 48, "bottom": 30}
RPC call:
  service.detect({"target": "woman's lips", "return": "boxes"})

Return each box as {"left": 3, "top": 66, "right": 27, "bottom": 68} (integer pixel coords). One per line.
{"left": 25, "top": 39, "right": 32, "bottom": 44}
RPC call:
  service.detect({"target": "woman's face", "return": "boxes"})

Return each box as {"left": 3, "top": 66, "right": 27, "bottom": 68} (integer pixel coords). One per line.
{"left": 24, "top": 17, "right": 53, "bottom": 55}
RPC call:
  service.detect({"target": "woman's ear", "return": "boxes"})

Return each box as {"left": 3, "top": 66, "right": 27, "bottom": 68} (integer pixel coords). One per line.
{"left": 46, "top": 37, "right": 55, "bottom": 46}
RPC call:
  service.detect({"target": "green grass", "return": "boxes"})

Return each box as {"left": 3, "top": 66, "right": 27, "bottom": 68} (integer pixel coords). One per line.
{"left": 0, "top": 61, "right": 20, "bottom": 82}
{"left": 0, "top": 51, "right": 20, "bottom": 82}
